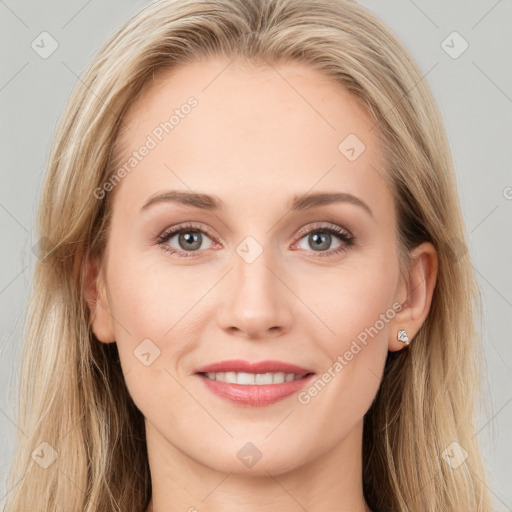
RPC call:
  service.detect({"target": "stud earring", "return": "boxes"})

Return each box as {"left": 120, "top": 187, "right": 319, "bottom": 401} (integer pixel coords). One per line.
{"left": 397, "top": 329, "right": 410, "bottom": 345}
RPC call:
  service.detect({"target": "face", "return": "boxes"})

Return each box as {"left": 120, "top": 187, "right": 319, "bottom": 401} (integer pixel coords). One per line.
{"left": 87, "top": 57, "right": 434, "bottom": 477}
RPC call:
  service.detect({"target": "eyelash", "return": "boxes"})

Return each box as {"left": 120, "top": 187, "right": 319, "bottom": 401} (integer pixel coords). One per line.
{"left": 156, "top": 221, "right": 356, "bottom": 259}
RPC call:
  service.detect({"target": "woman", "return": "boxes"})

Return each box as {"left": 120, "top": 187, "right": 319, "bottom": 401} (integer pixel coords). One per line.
{"left": 3, "top": 0, "right": 492, "bottom": 511}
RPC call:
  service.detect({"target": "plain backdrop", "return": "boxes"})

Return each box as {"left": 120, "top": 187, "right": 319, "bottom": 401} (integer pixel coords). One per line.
{"left": 1, "top": 0, "right": 511, "bottom": 509}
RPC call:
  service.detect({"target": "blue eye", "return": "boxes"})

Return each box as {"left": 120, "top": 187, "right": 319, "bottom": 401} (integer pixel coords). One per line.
{"left": 156, "top": 222, "right": 355, "bottom": 259}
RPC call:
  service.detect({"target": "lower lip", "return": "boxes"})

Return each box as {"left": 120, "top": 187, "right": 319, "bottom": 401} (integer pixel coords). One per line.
{"left": 196, "top": 373, "right": 315, "bottom": 406}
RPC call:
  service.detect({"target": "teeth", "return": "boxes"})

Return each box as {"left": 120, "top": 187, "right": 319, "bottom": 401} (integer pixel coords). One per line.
{"left": 205, "top": 371, "right": 304, "bottom": 385}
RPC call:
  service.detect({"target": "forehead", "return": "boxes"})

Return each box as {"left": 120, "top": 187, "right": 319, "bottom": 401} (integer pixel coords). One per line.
{"left": 112, "top": 57, "right": 392, "bottom": 220}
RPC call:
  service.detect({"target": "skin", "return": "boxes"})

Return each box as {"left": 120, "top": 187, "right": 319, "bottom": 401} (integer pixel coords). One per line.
{"left": 85, "top": 57, "right": 437, "bottom": 512}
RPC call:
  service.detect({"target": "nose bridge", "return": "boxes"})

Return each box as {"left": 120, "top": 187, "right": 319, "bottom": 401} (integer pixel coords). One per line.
{"left": 233, "top": 234, "right": 281, "bottom": 305}
{"left": 215, "top": 232, "right": 293, "bottom": 337}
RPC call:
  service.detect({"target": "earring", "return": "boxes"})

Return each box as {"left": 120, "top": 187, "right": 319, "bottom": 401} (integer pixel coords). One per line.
{"left": 397, "top": 329, "right": 410, "bottom": 345}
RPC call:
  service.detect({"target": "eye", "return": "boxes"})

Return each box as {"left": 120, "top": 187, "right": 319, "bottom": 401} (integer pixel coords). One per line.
{"left": 293, "top": 222, "right": 355, "bottom": 258}
{"left": 157, "top": 222, "right": 216, "bottom": 258}
{"left": 156, "top": 221, "right": 355, "bottom": 259}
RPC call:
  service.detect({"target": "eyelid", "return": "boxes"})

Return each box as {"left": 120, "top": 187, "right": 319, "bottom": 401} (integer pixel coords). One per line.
{"left": 294, "top": 221, "right": 353, "bottom": 240}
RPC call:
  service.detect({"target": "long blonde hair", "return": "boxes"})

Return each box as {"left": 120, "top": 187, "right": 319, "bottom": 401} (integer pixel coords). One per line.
{"left": 4, "top": 0, "right": 492, "bottom": 510}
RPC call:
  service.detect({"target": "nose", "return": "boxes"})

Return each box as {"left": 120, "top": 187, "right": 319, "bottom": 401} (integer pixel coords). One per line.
{"left": 215, "top": 245, "right": 294, "bottom": 340}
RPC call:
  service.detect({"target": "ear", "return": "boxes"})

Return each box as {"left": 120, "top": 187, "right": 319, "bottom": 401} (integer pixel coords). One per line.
{"left": 83, "top": 255, "right": 116, "bottom": 344}
{"left": 389, "top": 242, "right": 438, "bottom": 352}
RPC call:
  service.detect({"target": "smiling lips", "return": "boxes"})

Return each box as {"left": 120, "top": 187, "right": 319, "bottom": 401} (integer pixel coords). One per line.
{"left": 195, "top": 359, "right": 316, "bottom": 406}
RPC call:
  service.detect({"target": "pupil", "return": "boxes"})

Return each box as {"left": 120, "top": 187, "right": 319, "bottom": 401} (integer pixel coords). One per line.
{"left": 311, "top": 232, "right": 330, "bottom": 251}
{"left": 180, "top": 231, "right": 201, "bottom": 250}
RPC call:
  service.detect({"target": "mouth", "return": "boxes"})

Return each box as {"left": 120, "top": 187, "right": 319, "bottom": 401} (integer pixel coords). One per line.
{"left": 197, "top": 371, "right": 314, "bottom": 385}
{"left": 194, "top": 360, "right": 316, "bottom": 406}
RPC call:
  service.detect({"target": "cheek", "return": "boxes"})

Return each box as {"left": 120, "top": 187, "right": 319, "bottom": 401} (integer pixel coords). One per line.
{"left": 293, "top": 249, "right": 397, "bottom": 417}
{"left": 106, "top": 235, "right": 201, "bottom": 336}
{"left": 109, "top": 268, "right": 172, "bottom": 338}
{"left": 102, "top": 245, "right": 189, "bottom": 374}
{"left": 104, "top": 256, "right": 196, "bottom": 418}
{"left": 298, "top": 249, "right": 399, "bottom": 357}
{"left": 294, "top": 295, "right": 393, "bottom": 453}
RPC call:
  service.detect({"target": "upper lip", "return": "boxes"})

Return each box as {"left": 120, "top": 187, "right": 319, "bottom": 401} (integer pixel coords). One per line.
{"left": 195, "top": 359, "right": 314, "bottom": 375}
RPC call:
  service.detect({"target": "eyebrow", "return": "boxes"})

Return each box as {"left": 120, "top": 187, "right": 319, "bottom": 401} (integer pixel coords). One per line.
{"left": 141, "top": 190, "right": 373, "bottom": 217}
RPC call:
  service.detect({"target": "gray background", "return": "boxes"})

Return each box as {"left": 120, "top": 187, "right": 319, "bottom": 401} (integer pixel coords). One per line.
{"left": 1, "top": 0, "right": 511, "bottom": 509}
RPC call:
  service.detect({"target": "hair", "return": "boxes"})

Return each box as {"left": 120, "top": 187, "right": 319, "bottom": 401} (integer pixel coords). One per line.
{"left": 3, "top": 0, "right": 493, "bottom": 510}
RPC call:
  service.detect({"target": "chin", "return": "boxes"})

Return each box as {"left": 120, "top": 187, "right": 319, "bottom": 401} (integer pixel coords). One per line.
{"left": 201, "top": 447, "right": 305, "bottom": 477}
